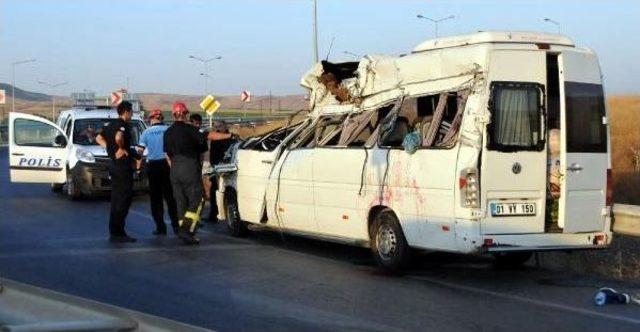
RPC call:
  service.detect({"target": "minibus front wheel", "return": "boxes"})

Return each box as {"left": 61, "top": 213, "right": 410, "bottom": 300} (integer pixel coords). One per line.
{"left": 370, "top": 209, "right": 410, "bottom": 272}
{"left": 225, "top": 192, "right": 248, "bottom": 237}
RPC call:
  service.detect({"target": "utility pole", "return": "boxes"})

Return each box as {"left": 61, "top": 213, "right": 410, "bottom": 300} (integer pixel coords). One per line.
{"left": 312, "top": 0, "right": 319, "bottom": 63}
{"left": 11, "top": 59, "right": 36, "bottom": 112}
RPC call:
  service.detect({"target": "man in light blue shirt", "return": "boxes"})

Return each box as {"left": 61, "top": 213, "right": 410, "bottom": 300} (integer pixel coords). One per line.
{"left": 138, "top": 110, "right": 179, "bottom": 235}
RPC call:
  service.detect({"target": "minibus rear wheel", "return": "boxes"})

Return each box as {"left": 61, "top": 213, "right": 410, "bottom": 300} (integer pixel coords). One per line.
{"left": 225, "top": 193, "right": 248, "bottom": 237}
{"left": 492, "top": 251, "right": 533, "bottom": 268}
{"left": 370, "top": 209, "right": 410, "bottom": 272}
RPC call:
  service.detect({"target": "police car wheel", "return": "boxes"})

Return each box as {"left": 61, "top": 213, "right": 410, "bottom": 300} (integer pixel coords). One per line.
{"left": 492, "top": 252, "right": 533, "bottom": 268}
{"left": 51, "top": 183, "right": 63, "bottom": 193}
{"left": 370, "top": 209, "right": 410, "bottom": 272}
{"left": 64, "top": 171, "right": 82, "bottom": 200}
{"left": 226, "top": 194, "right": 248, "bottom": 237}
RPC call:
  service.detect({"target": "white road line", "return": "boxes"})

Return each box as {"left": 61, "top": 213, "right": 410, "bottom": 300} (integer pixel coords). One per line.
{"left": 0, "top": 243, "right": 258, "bottom": 259}
{"left": 410, "top": 275, "right": 640, "bottom": 325}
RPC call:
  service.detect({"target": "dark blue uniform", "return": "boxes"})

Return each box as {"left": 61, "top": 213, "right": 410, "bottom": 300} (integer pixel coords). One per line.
{"left": 101, "top": 118, "right": 139, "bottom": 240}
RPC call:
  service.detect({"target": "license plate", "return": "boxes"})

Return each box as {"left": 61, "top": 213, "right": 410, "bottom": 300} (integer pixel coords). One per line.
{"left": 490, "top": 202, "right": 536, "bottom": 217}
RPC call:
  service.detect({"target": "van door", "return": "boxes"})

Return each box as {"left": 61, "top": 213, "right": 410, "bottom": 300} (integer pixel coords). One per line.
{"left": 481, "top": 50, "right": 547, "bottom": 235}
{"left": 236, "top": 123, "right": 308, "bottom": 223}
{"left": 558, "top": 51, "right": 608, "bottom": 233}
{"left": 9, "top": 112, "right": 69, "bottom": 184}
{"left": 236, "top": 148, "right": 281, "bottom": 223}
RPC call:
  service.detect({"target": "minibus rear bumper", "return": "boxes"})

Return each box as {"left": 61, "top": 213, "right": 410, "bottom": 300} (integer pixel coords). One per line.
{"left": 478, "top": 230, "right": 613, "bottom": 253}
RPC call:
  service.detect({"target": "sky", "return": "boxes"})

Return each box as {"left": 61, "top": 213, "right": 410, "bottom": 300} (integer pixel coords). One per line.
{"left": 1, "top": 0, "right": 639, "bottom": 97}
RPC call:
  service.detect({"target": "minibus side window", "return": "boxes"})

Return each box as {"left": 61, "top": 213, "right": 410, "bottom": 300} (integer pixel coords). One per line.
{"left": 488, "top": 82, "right": 544, "bottom": 152}
{"left": 379, "top": 91, "right": 467, "bottom": 149}
{"left": 338, "top": 105, "right": 391, "bottom": 147}
{"left": 565, "top": 82, "right": 606, "bottom": 153}
{"left": 315, "top": 116, "right": 345, "bottom": 147}
{"left": 288, "top": 124, "right": 316, "bottom": 149}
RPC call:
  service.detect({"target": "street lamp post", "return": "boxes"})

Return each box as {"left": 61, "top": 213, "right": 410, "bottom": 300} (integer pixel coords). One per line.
{"left": 189, "top": 55, "right": 222, "bottom": 95}
{"left": 312, "top": 0, "right": 319, "bottom": 63}
{"left": 11, "top": 59, "right": 36, "bottom": 112}
{"left": 38, "top": 80, "right": 68, "bottom": 121}
{"left": 416, "top": 14, "right": 455, "bottom": 38}
{"left": 543, "top": 18, "right": 561, "bottom": 34}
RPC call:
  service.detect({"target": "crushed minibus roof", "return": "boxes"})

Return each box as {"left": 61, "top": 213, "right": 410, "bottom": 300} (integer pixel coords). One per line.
{"left": 300, "top": 31, "right": 576, "bottom": 116}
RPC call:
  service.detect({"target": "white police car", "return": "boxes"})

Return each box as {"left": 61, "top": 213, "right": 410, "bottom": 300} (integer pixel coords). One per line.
{"left": 8, "top": 107, "right": 148, "bottom": 199}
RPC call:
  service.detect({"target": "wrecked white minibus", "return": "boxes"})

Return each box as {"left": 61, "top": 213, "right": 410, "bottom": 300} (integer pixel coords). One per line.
{"left": 216, "top": 31, "right": 613, "bottom": 270}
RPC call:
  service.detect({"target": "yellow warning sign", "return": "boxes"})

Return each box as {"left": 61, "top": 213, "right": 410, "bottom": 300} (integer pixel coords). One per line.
{"left": 200, "top": 95, "right": 221, "bottom": 115}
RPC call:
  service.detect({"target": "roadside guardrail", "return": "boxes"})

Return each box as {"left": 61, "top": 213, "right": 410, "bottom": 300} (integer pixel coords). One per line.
{"left": 613, "top": 204, "right": 640, "bottom": 237}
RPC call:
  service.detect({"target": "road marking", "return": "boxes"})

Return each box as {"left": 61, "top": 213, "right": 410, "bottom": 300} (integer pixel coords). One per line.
{"left": 0, "top": 243, "right": 258, "bottom": 260}
{"left": 410, "top": 275, "right": 640, "bottom": 325}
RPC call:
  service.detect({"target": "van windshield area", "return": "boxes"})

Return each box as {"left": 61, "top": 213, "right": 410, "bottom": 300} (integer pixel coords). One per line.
{"left": 565, "top": 82, "right": 607, "bottom": 153}
{"left": 488, "top": 82, "right": 544, "bottom": 151}
{"left": 73, "top": 119, "right": 144, "bottom": 146}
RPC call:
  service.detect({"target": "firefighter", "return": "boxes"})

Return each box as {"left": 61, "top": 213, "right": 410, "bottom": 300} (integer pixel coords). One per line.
{"left": 163, "top": 102, "right": 208, "bottom": 245}
{"left": 137, "top": 109, "right": 179, "bottom": 235}
{"left": 96, "top": 101, "right": 141, "bottom": 243}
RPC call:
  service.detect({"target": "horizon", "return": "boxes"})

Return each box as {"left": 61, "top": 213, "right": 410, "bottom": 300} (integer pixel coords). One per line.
{"left": 2, "top": 0, "right": 639, "bottom": 97}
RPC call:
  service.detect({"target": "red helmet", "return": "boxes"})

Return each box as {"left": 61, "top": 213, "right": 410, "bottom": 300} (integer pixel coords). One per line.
{"left": 149, "top": 109, "right": 163, "bottom": 119}
{"left": 172, "top": 102, "right": 189, "bottom": 115}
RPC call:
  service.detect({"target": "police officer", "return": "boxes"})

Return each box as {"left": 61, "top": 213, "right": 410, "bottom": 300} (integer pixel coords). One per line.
{"left": 96, "top": 101, "right": 141, "bottom": 243}
{"left": 137, "top": 109, "right": 179, "bottom": 235}
{"left": 163, "top": 102, "right": 208, "bottom": 245}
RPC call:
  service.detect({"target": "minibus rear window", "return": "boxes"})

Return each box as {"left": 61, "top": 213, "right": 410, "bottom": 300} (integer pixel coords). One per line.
{"left": 488, "top": 82, "right": 544, "bottom": 151}
{"left": 565, "top": 82, "right": 607, "bottom": 153}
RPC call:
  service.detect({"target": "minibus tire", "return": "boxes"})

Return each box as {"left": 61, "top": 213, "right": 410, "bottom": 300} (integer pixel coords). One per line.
{"left": 492, "top": 251, "right": 533, "bottom": 268}
{"left": 370, "top": 210, "right": 410, "bottom": 272}
{"left": 226, "top": 194, "right": 248, "bottom": 237}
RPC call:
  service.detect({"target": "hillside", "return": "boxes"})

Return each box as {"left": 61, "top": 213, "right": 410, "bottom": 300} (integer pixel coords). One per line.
{"left": 0, "top": 83, "right": 50, "bottom": 102}
{"left": 1, "top": 83, "right": 307, "bottom": 117}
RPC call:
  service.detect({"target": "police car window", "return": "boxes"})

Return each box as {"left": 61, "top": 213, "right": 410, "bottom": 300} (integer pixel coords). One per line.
{"left": 14, "top": 119, "right": 64, "bottom": 147}
{"left": 65, "top": 118, "right": 73, "bottom": 137}
{"left": 73, "top": 119, "right": 144, "bottom": 146}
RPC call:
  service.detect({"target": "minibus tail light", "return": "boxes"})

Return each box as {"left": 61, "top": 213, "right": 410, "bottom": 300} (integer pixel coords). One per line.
{"left": 460, "top": 168, "right": 480, "bottom": 208}
{"left": 606, "top": 169, "right": 613, "bottom": 207}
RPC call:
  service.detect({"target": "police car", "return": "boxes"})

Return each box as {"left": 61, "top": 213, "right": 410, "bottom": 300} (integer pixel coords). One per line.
{"left": 8, "top": 106, "right": 149, "bottom": 199}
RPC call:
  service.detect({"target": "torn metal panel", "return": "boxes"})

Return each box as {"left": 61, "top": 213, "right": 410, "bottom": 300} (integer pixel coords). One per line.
{"left": 301, "top": 50, "right": 484, "bottom": 114}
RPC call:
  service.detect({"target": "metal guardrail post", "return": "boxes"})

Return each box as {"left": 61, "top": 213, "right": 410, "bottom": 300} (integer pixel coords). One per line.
{"left": 613, "top": 204, "right": 640, "bottom": 236}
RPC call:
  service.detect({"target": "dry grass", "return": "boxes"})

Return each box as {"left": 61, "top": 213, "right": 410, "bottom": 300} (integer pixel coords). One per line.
{"left": 609, "top": 95, "right": 640, "bottom": 204}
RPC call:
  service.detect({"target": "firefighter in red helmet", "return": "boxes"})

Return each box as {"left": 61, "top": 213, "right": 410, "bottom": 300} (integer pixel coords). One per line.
{"left": 163, "top": 102, "right": 208, "bottom": 244}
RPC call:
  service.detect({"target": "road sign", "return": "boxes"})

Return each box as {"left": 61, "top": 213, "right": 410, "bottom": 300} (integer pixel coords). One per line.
{"left": 200, "top": 94, "right": 221, "bottom": 115}
{"left": 110, "top": 91, "right": 123, "bottom": 105}
{"left": 241, "top": 90, "right": 251, "bottom": 103}
{"left": 0, "top": 89, "right": 5, "bottom": 105}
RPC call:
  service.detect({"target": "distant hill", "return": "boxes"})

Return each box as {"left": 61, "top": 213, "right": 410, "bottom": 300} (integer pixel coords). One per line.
{"left": 0, "top": 83, "right": 50, "bottom": 102}
{"left": 1, "top": 83, "right": 308, "bottom": 117}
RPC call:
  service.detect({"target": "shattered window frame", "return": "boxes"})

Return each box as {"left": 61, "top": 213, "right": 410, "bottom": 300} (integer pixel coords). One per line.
{"left": 377, "top": 90, "right": 468, "bottom": 151}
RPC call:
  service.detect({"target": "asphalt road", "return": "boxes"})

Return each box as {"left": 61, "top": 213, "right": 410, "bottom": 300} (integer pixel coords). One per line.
{"left": 1, "top": 147, "right": 640, "bottom": 331}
